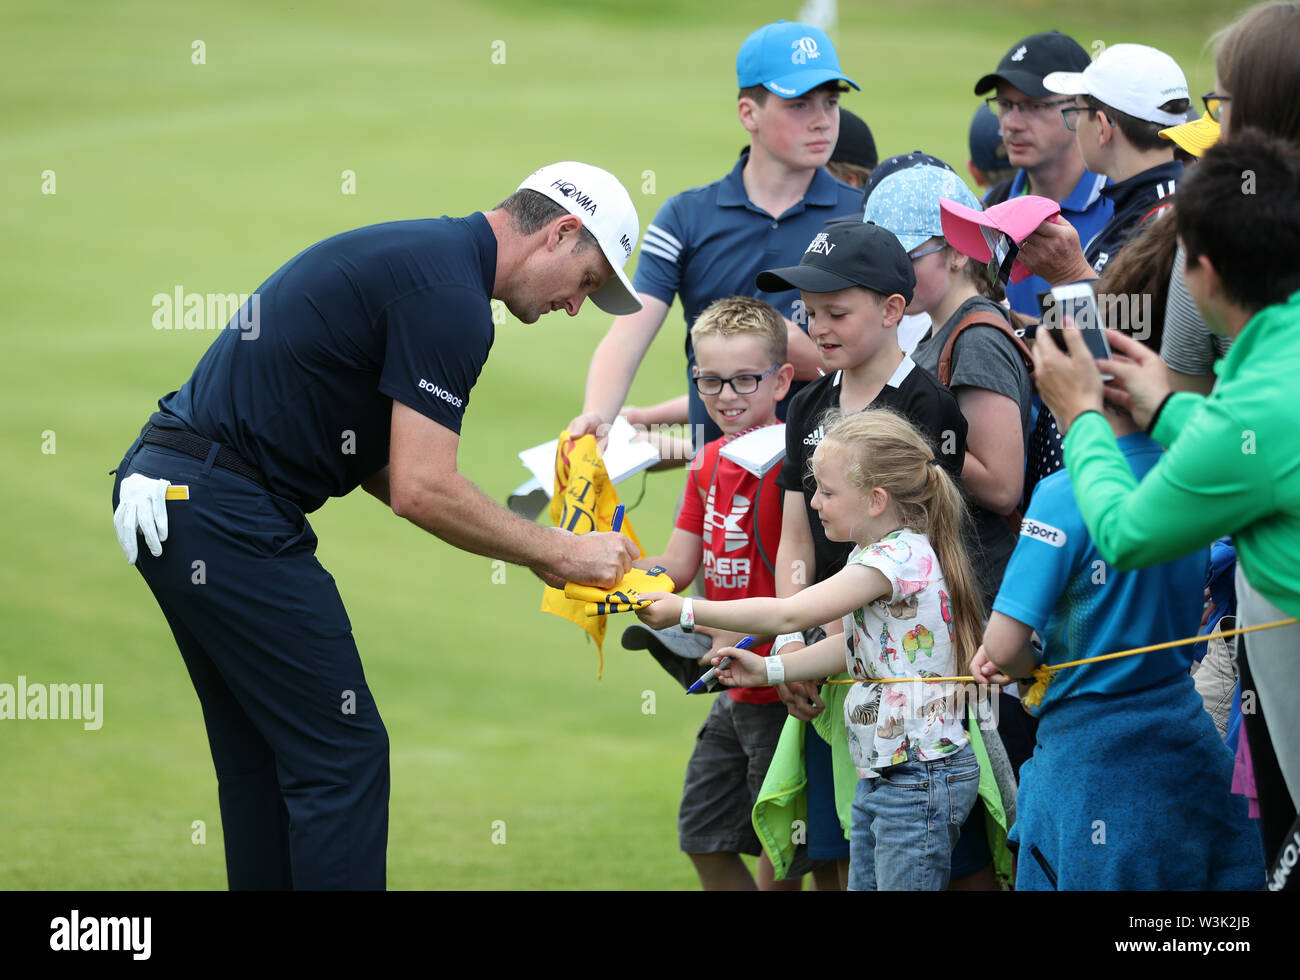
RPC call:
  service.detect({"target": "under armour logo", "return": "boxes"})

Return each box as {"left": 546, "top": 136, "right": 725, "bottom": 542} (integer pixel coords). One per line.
{"left": 703, "top": 487, "right": 752, "bottom": 552}
{"left": 1010, "top": 45, "right": 1028, "bottom": 62}
{"left": 791, "top": 37, "right": 820, "bottom": 64}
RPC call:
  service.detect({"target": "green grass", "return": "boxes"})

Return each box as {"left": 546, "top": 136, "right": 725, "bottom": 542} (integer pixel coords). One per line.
{"left": 0, "top": 0, "right": 1234, "bottom": 888}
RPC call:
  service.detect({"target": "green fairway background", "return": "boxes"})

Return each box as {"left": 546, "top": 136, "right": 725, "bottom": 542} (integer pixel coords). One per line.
{"left": 1, "top": 0, "right": 1234, "bottom": 888}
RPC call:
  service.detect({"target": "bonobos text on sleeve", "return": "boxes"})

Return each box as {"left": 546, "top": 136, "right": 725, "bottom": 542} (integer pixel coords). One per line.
{"left": 377, "top": 283, "right": 494, "bottom": 434}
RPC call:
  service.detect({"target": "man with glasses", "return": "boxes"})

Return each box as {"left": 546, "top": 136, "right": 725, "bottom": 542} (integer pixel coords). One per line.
{"left": 974, "top": 30, "right": 1113, "bottom": 316}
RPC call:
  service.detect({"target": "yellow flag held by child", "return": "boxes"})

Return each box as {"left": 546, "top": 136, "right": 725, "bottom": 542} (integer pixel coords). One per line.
{"left": 564, "top": 565, "right": 676, "bottom": 617}
{"left": 540, "top": 432, "right": 648, "bottom": 676}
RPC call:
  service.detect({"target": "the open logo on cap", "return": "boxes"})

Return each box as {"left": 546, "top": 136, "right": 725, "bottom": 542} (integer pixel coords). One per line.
{"left": 805, "top": 232, "right": 836, "bottom": 256}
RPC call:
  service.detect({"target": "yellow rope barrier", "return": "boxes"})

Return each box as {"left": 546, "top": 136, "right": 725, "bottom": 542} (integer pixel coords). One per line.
{"left": 819, "top": 616, "right": 1298, "bottom": 708}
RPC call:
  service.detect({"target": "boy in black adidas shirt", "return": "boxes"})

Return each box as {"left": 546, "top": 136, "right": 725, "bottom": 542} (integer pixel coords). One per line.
{"left": 754, "top": 221, "right": 967, "bottom": 887}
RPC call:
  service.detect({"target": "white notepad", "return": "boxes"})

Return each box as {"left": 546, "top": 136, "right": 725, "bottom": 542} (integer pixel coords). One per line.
{"left": 719, "top": 424, "right": 786, "bottom": 478}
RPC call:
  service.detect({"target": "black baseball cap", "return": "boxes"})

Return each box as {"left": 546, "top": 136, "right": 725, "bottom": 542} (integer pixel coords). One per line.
{"left": 831, "top": 108, "right": 878, "bottom": 170}
{"left": 973, "top": 30, "right": 1090, "bottom": 98}
{"left": 863, "top": 150, "right": 957, "bottom": 201}
{"left": 756, "top": 222, "right": 915, "bottom": 302}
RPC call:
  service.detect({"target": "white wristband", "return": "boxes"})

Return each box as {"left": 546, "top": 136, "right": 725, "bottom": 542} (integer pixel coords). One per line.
{"left": 765, "top": 655, "right": 785, "bottom": 685}
{"left": 771, "top": 632, "right": 804, "bottom": 657}
{"left": 679, "top": 597, "right": 695, "bottom": 633}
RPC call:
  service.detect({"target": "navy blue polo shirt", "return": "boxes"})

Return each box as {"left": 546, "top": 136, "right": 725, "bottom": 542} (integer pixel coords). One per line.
{"left": 155, "top": 214, "right": 497, "bottom": 513}
{"left": 1003, "top": 166, "right": 1112, "bottom": 317}
{"left": 1084, "top": 160, "right": 1182, "bottom": 275}
{"left": 634, "top": 155, "right": 864, "bottom": 444}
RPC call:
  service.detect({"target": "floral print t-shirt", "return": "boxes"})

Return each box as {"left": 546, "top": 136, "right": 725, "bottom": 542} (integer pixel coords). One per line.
{"left": 842, "top": 529, "right": 968, "bottom": 777}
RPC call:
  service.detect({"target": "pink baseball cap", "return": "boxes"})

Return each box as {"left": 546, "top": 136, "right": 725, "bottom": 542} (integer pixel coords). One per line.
{"left": 939, "top": 194, "right": 1061, "bottom": 283}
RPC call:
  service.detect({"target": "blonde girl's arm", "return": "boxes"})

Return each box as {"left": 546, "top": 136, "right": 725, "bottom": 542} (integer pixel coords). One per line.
{"left": 714, "top": 633, "right": 848, "bottom": 686}
{"left": 636, "top": 562, "right": 891, "bottom": 635}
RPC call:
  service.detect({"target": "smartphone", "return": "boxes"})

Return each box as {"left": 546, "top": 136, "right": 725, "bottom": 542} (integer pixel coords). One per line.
{"left": 1039, "top": 282, "right": 1113, "bottom": 379}
{"left": 979, "top": 227, "right": 1020, "bottom": 289}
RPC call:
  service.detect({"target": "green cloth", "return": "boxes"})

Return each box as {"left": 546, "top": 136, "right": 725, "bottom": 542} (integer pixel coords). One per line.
{"left": 967, "top": 715, "right": 1014, "bottom": 888}
{"left": 750, "top": 715, "right": 806, "bottom": 883}
{"left": 1062, "top": 289, "right": 1300, "bottom": 619}
{"left": 811, "top": 673, "right": 857, "bottom": 833}
{"left": 752, "top": 676, "right": 1013, "bottom": 884}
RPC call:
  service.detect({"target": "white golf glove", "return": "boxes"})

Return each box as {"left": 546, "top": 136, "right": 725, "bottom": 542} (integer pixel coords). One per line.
{"left": 114, "top": 473, "right": 171, "bottom": 564}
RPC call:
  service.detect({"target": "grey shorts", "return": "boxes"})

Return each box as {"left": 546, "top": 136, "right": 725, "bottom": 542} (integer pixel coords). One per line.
{"left": 677, "top": 695, "right": 795, "bottom": 859}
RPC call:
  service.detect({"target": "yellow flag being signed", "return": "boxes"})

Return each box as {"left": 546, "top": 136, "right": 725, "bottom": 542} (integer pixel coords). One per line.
{"left": 540, "top": 432, "right": 645, "bottom": 677}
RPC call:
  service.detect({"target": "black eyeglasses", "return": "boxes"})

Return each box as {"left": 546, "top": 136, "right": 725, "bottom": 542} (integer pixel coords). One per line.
{"left": 1202, "top": 92, "right": 1231, "bottom": 123}
{"left": 691, "top": 364, "right": 780, "bottom": 396}
{"left": 985, "top": 96, "right": 1076, "bottom": 119}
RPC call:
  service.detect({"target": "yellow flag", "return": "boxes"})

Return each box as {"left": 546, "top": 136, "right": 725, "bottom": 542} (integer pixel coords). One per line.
{"left": 564, "top": 565, "right": 675, "bottom": 616}
{"left": 540, "top": 432, "right": 645, "bottom": 677}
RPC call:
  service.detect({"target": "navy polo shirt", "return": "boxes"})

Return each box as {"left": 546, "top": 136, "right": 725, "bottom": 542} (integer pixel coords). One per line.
{"left": 1003, "top": 166, "right": 1112, "bottom": 317}
{"left": 1084, "top": 160, "right": 1182, "bottom": 275}
{"left": 634, "top": 155, "right": 864, "bottom": 444}
{"left": 156, "top": 214, "right": 497, "bottom": 513}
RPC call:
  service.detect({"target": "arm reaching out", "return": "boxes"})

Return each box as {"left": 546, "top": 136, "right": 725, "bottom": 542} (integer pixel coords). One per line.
{"left": 389, "top": 400, "right": 637, "bottom": 588}
{"left": 976, "top": 611, "right": 1037, "bottom": 682}
{"left": 635, "top": 562, "right": 890, "bottom": 635}
{"left": 715, "top": 633, "right": 847, "bottom": 687}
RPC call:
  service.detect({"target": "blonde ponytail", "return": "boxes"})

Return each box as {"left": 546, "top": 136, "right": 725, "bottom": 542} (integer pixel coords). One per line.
{"left": 819, "top": 408, "right": 983, "bottom": 674}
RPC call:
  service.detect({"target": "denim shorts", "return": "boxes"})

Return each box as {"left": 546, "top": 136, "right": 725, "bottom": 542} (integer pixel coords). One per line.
{"left": 848, "top": 744, "right": 981, "bottom": 890}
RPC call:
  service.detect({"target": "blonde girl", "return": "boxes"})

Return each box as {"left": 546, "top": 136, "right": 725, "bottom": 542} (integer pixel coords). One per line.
{"left": 638, "top": 408, "right": 985, "bottom": 889}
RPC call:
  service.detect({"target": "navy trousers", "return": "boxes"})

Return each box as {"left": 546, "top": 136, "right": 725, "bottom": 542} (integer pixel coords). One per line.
{"left": 113, "top": 437, "right": 389, "bottom": 889}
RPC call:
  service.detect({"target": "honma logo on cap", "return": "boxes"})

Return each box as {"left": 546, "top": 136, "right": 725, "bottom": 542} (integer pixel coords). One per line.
{"left": 549, "top": 179, "right": 597, "bottom": 215}
{"left": 791, "top": 36, "right": 821, "bottom": 65}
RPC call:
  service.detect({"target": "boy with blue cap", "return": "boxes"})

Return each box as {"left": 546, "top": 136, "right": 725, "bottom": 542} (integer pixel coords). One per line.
{"left": 569, "top": 20, "right": 865, "bottom": 452}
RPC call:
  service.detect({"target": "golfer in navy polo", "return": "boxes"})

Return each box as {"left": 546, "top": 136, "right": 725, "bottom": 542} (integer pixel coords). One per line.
{"left": 111, "top": 162, "right": 642, "bottom": 890}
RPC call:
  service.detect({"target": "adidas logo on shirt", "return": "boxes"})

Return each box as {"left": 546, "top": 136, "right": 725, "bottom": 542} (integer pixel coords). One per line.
{"left": 803, "top": 425, "right": 825, "bottom": 447}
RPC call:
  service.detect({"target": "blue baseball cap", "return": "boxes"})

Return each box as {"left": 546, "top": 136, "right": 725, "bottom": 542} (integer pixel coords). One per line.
{"left": 736, "top": 21, "right": 859, "bottom": 98}
{"left": 862, "top": 165, "right": 982, "bottom": 252}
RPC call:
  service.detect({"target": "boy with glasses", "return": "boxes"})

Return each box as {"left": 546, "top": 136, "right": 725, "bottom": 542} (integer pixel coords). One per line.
{"left": 626, "top": 296, "right": 808, "bottom": 890}
{"left": 974, "top": 30, "right": 1113, "bottom": 317}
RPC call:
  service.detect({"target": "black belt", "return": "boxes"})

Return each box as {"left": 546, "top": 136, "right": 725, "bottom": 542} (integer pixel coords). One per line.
{"left": 139, "top": 423, "right": 268, "bottom": 487}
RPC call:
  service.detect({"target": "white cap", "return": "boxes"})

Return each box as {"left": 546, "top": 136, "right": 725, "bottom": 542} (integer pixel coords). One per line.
{"left": 516, "top": 162, "right": 642, "bottom": 315}
{"left": 1043, "top": 43, "right": 1189, "bottom": 127}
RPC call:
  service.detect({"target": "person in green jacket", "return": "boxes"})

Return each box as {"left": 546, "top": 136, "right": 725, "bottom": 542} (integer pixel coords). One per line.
{"left": 1030, "top": 129, "right": 1300, "bottom": 883}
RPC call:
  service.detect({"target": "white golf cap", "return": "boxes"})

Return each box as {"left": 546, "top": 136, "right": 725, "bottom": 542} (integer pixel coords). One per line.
{"left": 1043, "top": 43, "right": 1189, "bottom": 127}
{"left": 517, "top": 162, "right": 642, "bottom": 315}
